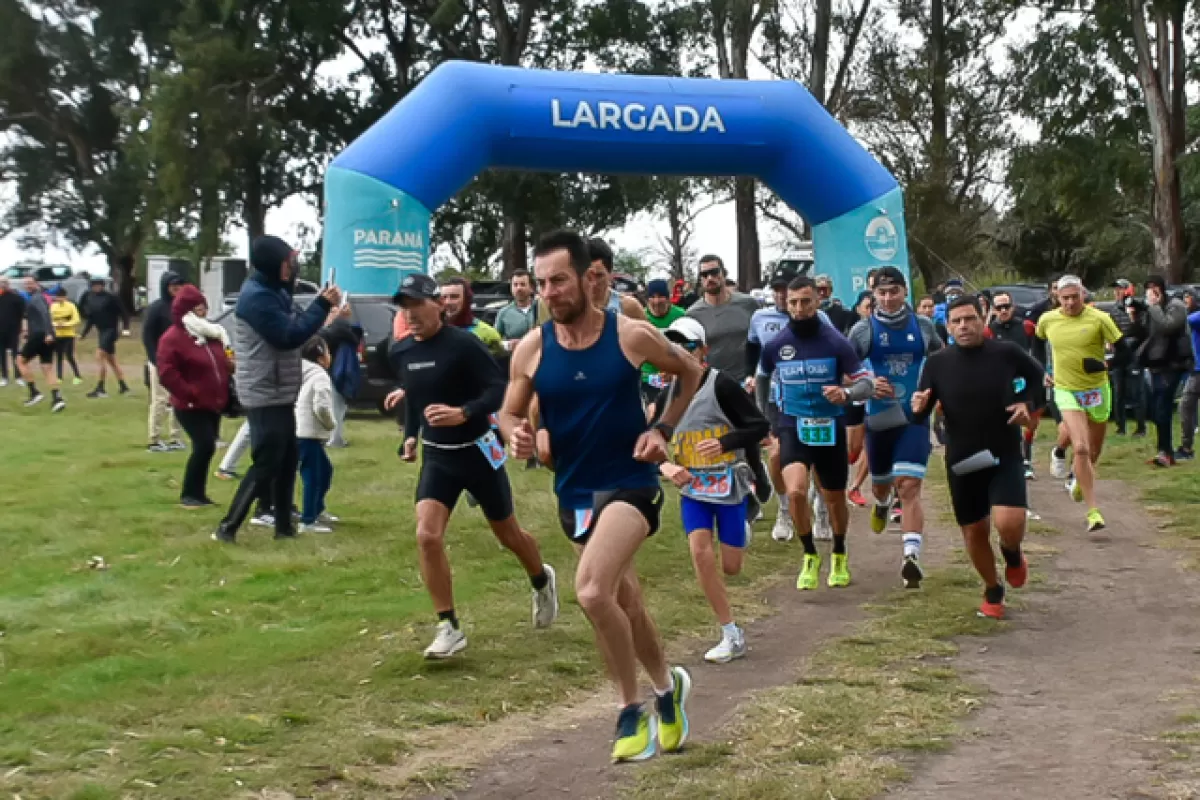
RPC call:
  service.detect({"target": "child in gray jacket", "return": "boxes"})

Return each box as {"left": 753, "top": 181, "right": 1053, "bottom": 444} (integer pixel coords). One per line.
{"left": 296, "top": 337, "right": 338, "bottom": 533}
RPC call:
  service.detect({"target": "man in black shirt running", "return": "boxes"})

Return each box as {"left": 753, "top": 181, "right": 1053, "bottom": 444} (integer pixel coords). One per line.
{"left": 383, "top": 273, "right": 558, "bottom": 660}
{"left": 80, "top": 277, "right": 131, "bottom": 397}
{"left": 912, "top": 295, "right": 1044, "bottom": 620}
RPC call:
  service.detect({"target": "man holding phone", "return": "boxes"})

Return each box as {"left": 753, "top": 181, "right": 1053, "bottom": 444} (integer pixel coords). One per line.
{"left": 213, "top": 237, "right": 342, "bottom": 543}
{"left": 911, "top": 295, "right": 1044, "bottom": 619}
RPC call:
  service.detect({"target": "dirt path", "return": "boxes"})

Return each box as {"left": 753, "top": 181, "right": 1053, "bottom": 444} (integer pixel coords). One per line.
{"left": 417, "top": 506, "right": 956, "bottom": 800}
{"left": 889, "top": 477, "right": 1200, "bottom": 799}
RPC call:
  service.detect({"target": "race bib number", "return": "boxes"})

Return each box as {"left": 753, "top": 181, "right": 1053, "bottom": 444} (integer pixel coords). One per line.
{"left": 688, "top": 466, "right": 733, "bottom": 499}
{"left": 573, "top": 508, "right": 594, "bottom": 540}
{"left": 475, "top": 431, "right": 507, "bottom": 470}
{"left": 799, "top": 417, "right": 836, "bottom": 447}
{"left": 646, "top": 373, "right": 668, "bottom": 390}
{"left": 1073, "top": 389, "right": 1103, "bottom": 409}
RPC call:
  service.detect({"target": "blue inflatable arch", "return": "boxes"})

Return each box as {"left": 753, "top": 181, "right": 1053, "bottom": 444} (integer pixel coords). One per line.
{"left": 323, "top": 61, "right": 909, "bottom": 304}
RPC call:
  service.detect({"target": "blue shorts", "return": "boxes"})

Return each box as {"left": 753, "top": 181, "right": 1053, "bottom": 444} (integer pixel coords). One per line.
{"left": 680, "top": 495, "right": 748, "bottom": 548}
{"left": 866, "top": 421, "right": 931, "bottom": 485}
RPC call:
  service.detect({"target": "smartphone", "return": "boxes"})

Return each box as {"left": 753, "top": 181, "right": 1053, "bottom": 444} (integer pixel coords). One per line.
{"left": 327, "top": 267, "right": 337, "bottom": 288}
{"left": 341, "top": 291, "right": 351, "bottom": 309}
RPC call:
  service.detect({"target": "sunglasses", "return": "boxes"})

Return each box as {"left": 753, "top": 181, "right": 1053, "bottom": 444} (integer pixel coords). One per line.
{"left": 680, "top": 341, "right": 701, "bottom": 351}
{"left": 699, "top": 268, "right": 722, "bottom": 279}
{"left": 994, "top": 303, "right": 1012, "bottom": 311}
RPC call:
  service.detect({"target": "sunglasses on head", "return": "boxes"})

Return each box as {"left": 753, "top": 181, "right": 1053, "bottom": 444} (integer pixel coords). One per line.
{"left": 994, "top": 303, "right": 1012, "bottom": 311}
{"left": 699, "top": 268, "right": 722, "bottom": 279}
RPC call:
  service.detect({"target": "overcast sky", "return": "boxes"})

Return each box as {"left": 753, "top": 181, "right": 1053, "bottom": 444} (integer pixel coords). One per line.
{"left": 0, "top": 9, "right": 1037, "bottom": 283}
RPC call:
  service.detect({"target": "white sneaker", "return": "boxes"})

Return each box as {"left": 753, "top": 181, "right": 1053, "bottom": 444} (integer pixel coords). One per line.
{"left": 1050, "top": 448, "right": 1069, "bottom": 480}
{"left": 771, "top": 512, "right": 794, "bottom": 542}
{"left": 318, "top": 511, "right": 340, "bottom": 524}
{"left": 811, "top": 485, "right": 832, "bottom": 541}
{"left": 16, "top": 378, "right": 25, "bottom": 386}
{"left": 532, "top": 564, "right": 559, "bottom": 629}
{"left": 51, "top": 397, "right": 66, "bottom": 413}
{"left": 298, "top": 522, "right": 333, "bottom": 534}
{"left": 250, "top": 513, "right": 275, "bottom": 527}
{"left": 704, "top": 629, "right": 747, "bottom": 664}
{"left": 24, "top": 393, "right": 44, "bottom": 407}
{"left": 424, "top": 620, "right": 467, "bottom": 659}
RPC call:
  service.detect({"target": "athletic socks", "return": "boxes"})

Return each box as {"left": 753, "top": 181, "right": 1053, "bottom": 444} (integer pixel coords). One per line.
{"left": 984, "top": 584, "right": 1005, "bottom": 604}
{"left": 530, "top": 569, "right": 549, "bottom": 591}
{"left": 832, "top": 534, "right": 847, "bottom": 555}
{"left": 999, "top": 545, "right": 1024, "bottom": 569}
{"left": 437, "top": 609, "right": 459, "bottom": 630}
{"left": 27, "top": 382, "right": 37, "bottom": 398}
{"left": 799, "top": 532, "right": 817, "bottom": 555}
{"left": 721, "top": 622, "right": 741, "bottom": 641}
{"left": 902, "top": 532, "right": 922, "bottom": 559}
{"left": 654, "top": 671, "right": 675, "bottom": 698}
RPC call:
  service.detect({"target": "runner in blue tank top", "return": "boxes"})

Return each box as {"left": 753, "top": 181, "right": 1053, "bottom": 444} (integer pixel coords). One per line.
{"left": 500, "top": 230, "right": 704, "bottom": 764}
{"left": 847, "top": 266, "right": 944, "bottom": 589}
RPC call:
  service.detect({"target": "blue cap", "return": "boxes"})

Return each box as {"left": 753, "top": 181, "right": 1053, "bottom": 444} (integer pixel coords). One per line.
{"left": 646, "top": 279, "right": 670, "bottom": 297}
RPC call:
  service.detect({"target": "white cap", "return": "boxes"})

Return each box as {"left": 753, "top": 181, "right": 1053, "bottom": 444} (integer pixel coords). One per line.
{"left": 665, "top": 316, "right": 707, "bottom": 346}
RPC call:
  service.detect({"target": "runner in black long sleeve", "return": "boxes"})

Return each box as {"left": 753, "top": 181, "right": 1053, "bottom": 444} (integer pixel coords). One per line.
{"left": 383, "top": 273, "right": 558, "bottom": 659}
{"left": 911, "top": 295, "right": 1044, "bottom": 620}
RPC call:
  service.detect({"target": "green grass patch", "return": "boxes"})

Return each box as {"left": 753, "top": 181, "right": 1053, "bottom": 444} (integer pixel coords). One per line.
{"left": 0, "top": 387, "right": 799, "bottom": 798}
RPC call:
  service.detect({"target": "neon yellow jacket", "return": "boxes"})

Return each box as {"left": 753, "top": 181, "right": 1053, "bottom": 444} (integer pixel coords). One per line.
{"left": 51, "top": 299, "right": 81, "bottom": 338}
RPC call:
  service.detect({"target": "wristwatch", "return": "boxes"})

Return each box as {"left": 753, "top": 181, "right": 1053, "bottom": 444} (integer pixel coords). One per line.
{"left": 461, "top": 406, "right": 472, "bottom": 421}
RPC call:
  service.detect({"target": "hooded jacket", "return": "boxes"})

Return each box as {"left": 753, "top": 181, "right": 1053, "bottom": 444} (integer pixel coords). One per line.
{"left": 296, "top": 359, "right": 336, "bottom": 439}
{"left": 1135, "top": 295, "right": 1194, "bottom": 372}
{"left": 0, "top": 286, "right": 26, "bottom": 335}
{"left": 142, "top": 271, "right": 183, "bottom": 365}
{"left": 24, "top": 289, "right": 53, "bottom": 339}
{"left": 79, "top": 286, "right": 128, "bottom": 336}
{"left": 233, "top": 235, "right": 331, "bottom": 409}
{"left": 155, "top": 285, "right": 231, "bottom": 413}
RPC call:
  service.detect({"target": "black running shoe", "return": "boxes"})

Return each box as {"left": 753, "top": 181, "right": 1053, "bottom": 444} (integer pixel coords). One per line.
{"left": 902, "top": 555, "right": 924, "bottom": 589}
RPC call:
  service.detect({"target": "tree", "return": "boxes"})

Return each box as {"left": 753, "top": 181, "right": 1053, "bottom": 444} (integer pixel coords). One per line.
{"left": 857, "top": 0, "right": 1014, "bottom": 287}
{"left": 0, "top": 0, "right": 182, "bottom": 311}
{"left": 708, "top": 0, "right": 773, "bottom": 291}
{"left": 1014, "top": 0, "right": 1190, "bottom": 282}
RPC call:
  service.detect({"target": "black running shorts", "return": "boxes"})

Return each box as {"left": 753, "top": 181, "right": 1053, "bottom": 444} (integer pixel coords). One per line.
{"left": 778, "top": 420, "right": 849, "bottom": 492}
{"left": 557, "top": 485, "right": 664, "bottom": 545}
{"left": 844, "top": 402, "right": 866, "bottom": 427}
{"left": 416, "top": 443, "right": 514, "bottom": 522}
{"left": 946, "top": 454, "right": 1027, "bottom": 527}
{"left": 20, "top": 337, "right": 54, "bottom": 365}
{"left": 97, "top": 327, "right": 119, "bottom": 355}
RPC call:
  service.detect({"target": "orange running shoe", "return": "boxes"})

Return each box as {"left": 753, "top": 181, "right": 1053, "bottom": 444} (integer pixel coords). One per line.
{"left": 847, "top": 488, "right": 867, "bottom": 508}
{"left": 978, "top": 597, "right": 1005, "bottom": 619}
{"left": 1006, "top": 555, "right": 1028, "bottom": 589}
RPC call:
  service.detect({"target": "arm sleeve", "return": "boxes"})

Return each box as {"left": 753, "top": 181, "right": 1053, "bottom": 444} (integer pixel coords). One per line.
{"left": 712, "top": 372, "right": 770, "bottom": 452}
{"left": 745, "top": 340, "right": 762, "bottom": 378}
{"left": 1012, "top": 346, "right": 1047, "bottom": 411}
{"left": 836, "top": 337, "right": 874, "bottom": 402}
{"left": 241, "top": 291, "right": 332, "bottom": 351}
{"left": 910, "top": 355, "right": 939, "bottom": 425}
{"left": 847, "top": 320, "right": 871, "bottom": 359}
{"left": 461, "top": 337, "right": 506, "bottom": 420}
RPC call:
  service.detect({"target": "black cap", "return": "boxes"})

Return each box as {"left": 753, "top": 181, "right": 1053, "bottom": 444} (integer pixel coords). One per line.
{"left": 873, "top": 266, "right": 907, "bottom": 288}
{"left": 392, "top": 272, "right": 441, "bottom": 303}
{"left": 769, "top": 265, "right": 799, "bottom": 289}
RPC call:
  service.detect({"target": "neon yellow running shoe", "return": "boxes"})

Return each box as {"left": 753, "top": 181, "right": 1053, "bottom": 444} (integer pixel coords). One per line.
{"left": 612, "top": 705, "right": 657, "bottom": 762}
{"left": 1069, "top": 477, "right": 1083, "bottom": 503}
{"left": 797, "top": 553, "right": 821, "bottom": 590}
{"left": 1086, "top": 508, "right": 1106, "bottom": 533}
{"left": 828, "top": 553, "right": 851, "bottom": 588}
{"left": 870, "top": 500, "right": 891, "bottom": 534}
{"left": 656, "top": 665, "right": 692, "bottom": 753}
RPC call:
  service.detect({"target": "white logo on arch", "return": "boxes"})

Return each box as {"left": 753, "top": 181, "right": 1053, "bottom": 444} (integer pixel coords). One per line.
{"left": 865, "top": 216, "right": 899, "bottom": 261}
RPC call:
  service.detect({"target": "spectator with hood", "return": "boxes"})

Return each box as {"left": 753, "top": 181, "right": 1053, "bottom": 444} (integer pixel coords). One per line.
{"left": 0, "top": 277, "right": 24, "bottom": 386}
{"left": 212, "top": 235, "right": 340, "bottom": 543}
{"left": 142, "top": 271, "right": 186, "bottom": 452}
{"left": 155, "top": 285, "right": 231, "bottom": 508}
{"left": 440, "top": 276, "right": 503, "bottom": 358}
{"left": 1107, "top": 278, "right": 1148, "bottom": 437}
{"left": 1132, "top": 274, "right": 1194, "bottom": 466}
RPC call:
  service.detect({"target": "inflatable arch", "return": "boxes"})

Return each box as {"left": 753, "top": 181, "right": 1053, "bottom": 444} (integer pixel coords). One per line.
{"left": 322, "top": 61, "right": 910, "bottom": 305}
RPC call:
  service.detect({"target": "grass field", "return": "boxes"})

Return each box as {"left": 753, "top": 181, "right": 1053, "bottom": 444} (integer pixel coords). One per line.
{"left": 0, "top": 384, "right": 803, "bottom": 799}
{"left": 3, "top": 369, "right": 1195, "bottom": 799}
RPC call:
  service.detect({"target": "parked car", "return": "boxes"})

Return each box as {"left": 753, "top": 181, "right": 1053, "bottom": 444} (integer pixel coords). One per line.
{"left": 2, "top": 263, "right": 74, "bottom": 290}
{"left": 222, "top": 278, "right": 320, "bottom": 313}
{"left": 470, "top": 279, "right": 513, "bottom": 326}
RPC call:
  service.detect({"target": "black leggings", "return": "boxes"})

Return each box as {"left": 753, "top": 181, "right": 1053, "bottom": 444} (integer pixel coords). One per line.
{"left": 55, "top": 338, "right": 81, "bottom": 380}
{"left": 175, "top": 409, "right": 220, "bottom": 502}
{"left": 220, "top": 405, "right": 299, "bottom": 535}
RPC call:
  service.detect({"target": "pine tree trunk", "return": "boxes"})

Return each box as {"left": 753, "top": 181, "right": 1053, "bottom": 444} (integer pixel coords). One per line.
{"left": 502, "top": 211, "right": 528, "bottom": 277}
{"left": 734, "top": 177, "right": 761, "bottom": 292}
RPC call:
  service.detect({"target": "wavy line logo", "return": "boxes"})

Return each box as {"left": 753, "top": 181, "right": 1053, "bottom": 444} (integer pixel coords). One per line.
{"left": 353, "top": 248, "right": 425, "bottom": 270}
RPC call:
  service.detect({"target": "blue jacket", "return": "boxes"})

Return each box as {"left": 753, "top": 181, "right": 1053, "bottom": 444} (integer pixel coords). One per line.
{"left": 1189, "top": 310, "right": 1200, "bottom": 373}
{"left": 233, "top": 237, "right": 331, "bottom": 409}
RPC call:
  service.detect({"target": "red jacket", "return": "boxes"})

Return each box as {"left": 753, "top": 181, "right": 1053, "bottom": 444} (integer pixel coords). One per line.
{"left": 155, "top": 286, "right": 230, "bottom": 413}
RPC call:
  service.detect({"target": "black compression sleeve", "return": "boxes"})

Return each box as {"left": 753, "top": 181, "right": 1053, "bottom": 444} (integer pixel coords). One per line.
{"left": 745, "top": 341, "right": 761, "bottom": 380}
{"left": 713, "top": 371, "right": 770, "bottom": 452}
{"left": 461, "top": 338, "right": 506, "bottom": 420}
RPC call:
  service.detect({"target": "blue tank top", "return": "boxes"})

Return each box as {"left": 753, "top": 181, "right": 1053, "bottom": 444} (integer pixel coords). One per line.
{"left": 865, "top": 313, "right": 926, "bottom": 421}
{"left": 606, "top": 290, "right": 622, "bottom": 314}
{"left": 534, "top": 312, "right": 658, "bottom": 509}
